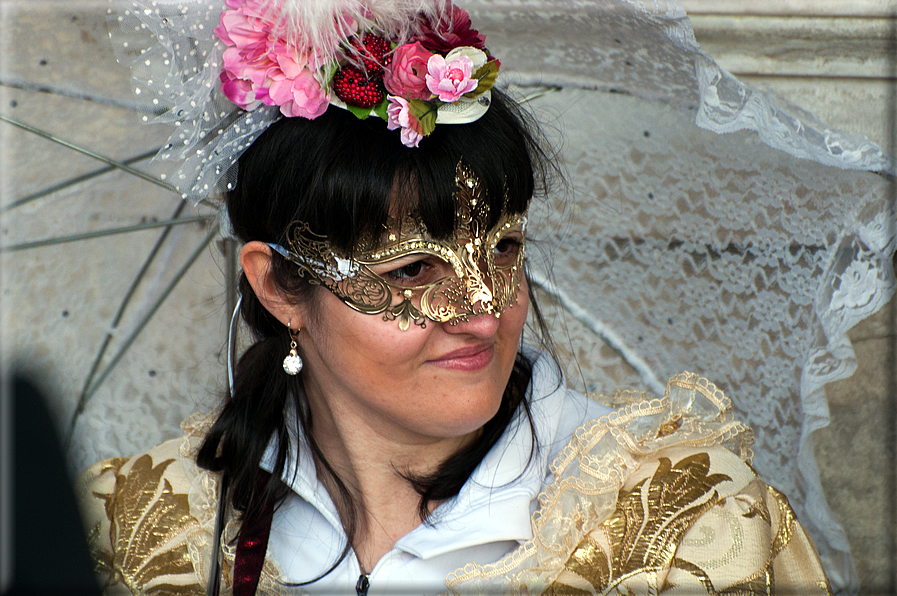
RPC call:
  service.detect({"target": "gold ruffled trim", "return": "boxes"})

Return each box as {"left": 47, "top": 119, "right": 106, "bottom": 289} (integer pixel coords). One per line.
{"left": 444, "top": 372, "right": 754, "bottom": 594}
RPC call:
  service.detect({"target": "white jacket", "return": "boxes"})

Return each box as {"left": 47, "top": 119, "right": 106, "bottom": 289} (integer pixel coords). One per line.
{"left": 263, "top": 354, "right": 612, "bottom": 594}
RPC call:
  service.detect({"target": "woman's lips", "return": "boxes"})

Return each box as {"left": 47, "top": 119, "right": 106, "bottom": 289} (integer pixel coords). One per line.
{"left": 428, "top": 344, "right": 494, "bottom": 371}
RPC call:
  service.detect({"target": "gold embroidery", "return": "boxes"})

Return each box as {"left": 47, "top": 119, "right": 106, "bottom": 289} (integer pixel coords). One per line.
{"left": 717, "top": 569, "right": 773, "bottom": 595}
{"left": 612, "top": 454, "right": 730, "bottom": 572}
{"left": 96, "top": 455, "right": 203, "bottom": 594}
{"left": 740, "top": 497, "right": 772, "bottom": 525}
{"left": 670, "top": 557, "right": 714, "bottom": 592}
{"left": 544, "top": 534, "right": 610, "bottom": 595}
{"left": 680, "top": 524, "right": 715, "bottom": 548}
{"left": 681, "top": 504, "right": 745, "bottom": 571}
{"left": 87, "top": 520, "right": 116, "bottom": 582}
{"left": 545, "top": 453, "right": 730, "bottom": 594}
{"left": 767, "top": 485, "right": 796, "bottom": 559}
{"left": 656, "top": 415, "right": 682, "bottom": 438}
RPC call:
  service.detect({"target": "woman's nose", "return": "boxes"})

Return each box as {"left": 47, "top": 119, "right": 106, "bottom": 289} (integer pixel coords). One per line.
{"left": 443, "top": 311, "right": 500, "bottom": 338}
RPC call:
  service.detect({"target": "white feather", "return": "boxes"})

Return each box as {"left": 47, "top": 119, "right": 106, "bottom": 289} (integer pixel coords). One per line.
{"left": 261, "top": 0, "right": 448, "bottom": 67}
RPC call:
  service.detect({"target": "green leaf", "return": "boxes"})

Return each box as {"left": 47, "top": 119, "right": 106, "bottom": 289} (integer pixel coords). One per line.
{"left": 322, "top": 60, "right": 341, "bottom": 87}
{"left": 347, "top": 104, "right": 372, "bottom": 120}
{"left": 373, "top": 99, "right": 390, "bottom": 121}
{"left": 465, "top": 60, "right": 500, "bottom": 99}
{"left": 408, "top": 99, "right": 438, "bottom": 136}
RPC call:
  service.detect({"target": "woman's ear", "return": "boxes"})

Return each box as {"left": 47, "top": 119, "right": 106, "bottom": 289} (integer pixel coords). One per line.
{"left": 240, "top": 241, "right": 304, "bottom": 328}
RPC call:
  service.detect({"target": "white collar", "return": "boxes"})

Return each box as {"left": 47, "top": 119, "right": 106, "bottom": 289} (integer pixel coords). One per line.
{"left": 394, "top": 353, "right": 570, "bottom": 558}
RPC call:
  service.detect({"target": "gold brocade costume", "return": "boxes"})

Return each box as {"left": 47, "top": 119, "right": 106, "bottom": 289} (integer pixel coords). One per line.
{"left": 77, "top": 374, "right": 832, "bottom": 595}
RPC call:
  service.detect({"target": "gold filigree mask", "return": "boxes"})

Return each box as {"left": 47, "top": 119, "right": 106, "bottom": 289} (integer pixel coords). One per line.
{"left": 270, "top": 162, "right": 527, "bottom": 330}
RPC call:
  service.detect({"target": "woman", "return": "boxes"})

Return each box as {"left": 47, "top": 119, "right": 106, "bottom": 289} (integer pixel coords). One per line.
{"left": 79, "top": 1, "right": 833, "bottom": 594}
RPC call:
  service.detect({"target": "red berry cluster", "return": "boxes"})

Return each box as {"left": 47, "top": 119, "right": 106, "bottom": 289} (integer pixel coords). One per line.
{"left": 354, "top": 33, "right": 391, "bottom": 73}
{"left": 333, "top": 33, "right": 391, "bottom": 109}
{"left": 332, "top": 67, "right": 385, "bottom": 108}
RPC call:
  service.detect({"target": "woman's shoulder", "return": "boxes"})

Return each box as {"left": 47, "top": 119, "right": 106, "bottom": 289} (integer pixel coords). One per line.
{"left": 76, "top": 413, "right": 220, "bottom": 595}
{"left": 540, "top": 443, "right": 831, "bottom": 595}
{"left": 447, "top": 372, "right": 832, "bottom": 594}
{"left": 77, "top": 411, "right": 215, "bottom": 503}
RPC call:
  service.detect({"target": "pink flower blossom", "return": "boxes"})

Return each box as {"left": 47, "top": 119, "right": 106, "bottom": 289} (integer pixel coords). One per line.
{"left": 425, "top": 54, "right": 477, "bottom": 103}
{"left": 268, "top": 68, "right": 330, "bottom": 119}
{"left": 413, "top": 2, "right": 486, "bottom": 53}
{"left": 214, "top": 0, "right": 328, "bottom": 119}
{"left": 222, "top": 0, "right": 269, "bottom": 27}
{"left": 383, "top": 42, "right": 433, "bottom": 100}
{"left": 386, "top": 96, "right": 424, "bottom": 148}
{"left": 219, "top": 70, "right": 261, "bottom": 110}
{"left": 269, "top": 40, "right": 304, "bottom": 79}
{"left": 215, "top": 8, "right": 263, "bottom": 49}
{"left": 222, "top": 43, "right": 271, "bottom": 87}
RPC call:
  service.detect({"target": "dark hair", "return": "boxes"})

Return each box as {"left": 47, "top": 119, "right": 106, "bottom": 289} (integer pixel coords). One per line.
{"left": 197, "top": 89, "right": 559, "bottom": 574}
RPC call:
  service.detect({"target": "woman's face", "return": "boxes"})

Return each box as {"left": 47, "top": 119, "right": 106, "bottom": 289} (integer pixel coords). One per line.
{"left": 294, "top": 258, "right": 529, "bottom": 447}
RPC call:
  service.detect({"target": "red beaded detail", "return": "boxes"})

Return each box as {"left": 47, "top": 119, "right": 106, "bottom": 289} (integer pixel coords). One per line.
{"left": 332, "top": 66, "right": 386, "bottom": 108}
{"left": 353, "top": 33, "right": 392, "bottom": 74}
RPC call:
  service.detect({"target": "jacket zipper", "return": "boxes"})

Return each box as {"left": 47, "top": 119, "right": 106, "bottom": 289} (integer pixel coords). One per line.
{"left": 355, "top": 573, "right": 370, "bottom": 596}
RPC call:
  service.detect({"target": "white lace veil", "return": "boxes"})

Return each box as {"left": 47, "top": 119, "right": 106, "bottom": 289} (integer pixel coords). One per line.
{"left": 63, "top": 1, "right": 895, "bottom": 593}
{"left": 479, "top": 2, "right": 893, "bottom": 593}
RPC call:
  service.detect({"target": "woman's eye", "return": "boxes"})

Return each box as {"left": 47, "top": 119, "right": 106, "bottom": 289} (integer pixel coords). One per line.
{"left": 391, "top": 261, "right": 424, "bottom": 279}
{"left": 382, "top": 258, "right": 440, "bottom": 285}
{"left": 493, "top": 237, "right": 522, "bottom": 265}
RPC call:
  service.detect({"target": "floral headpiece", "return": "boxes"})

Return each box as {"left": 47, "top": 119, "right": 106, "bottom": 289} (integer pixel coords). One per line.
{"left": 109, "top": 0, "right": 499, "bottom": 199}
{"left": 214, "top": 0, "right": 499, "bottom": 147}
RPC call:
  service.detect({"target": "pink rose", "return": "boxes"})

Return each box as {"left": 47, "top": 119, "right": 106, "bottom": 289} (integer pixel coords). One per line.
{"left": 222, "top": 43, "right": 272, "bottom": 87}
{"left": 386, "top": 96, "right": 424, "bottom": 148}
{"left": 268, "top": 68, "right": 329, "bottom": 119}
{"left": 384, "top": 42, "right": 433, "bottom": 100}
{"left": 413, "top": 3, "right": 486, "bottom": 53}
{"left": 215, "top": 9, "right": 263, "bottom": 50}
{"left": 215, "top": 0, "right": 329, "bottom": 119}
{"left": 269, "top": 40, "right": 305, "bottom": 79}
{"left": 216, "top": 2, "right": 275, "bottom": 94}
{"left": 425, "top": 54, "right": 477, "bottom": 103}
{"left": 219, "top": 70, "right": 260, "bottom": 110}
{"left": 226, "top": 0, "right": 268, "bottom": 23}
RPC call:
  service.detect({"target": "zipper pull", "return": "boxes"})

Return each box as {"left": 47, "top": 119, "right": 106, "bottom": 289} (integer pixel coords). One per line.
{"left": 355, "top": 573, "right": 370, "bottom": 596}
